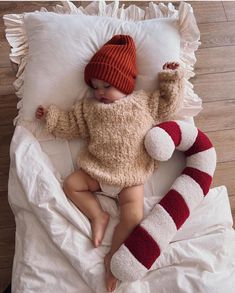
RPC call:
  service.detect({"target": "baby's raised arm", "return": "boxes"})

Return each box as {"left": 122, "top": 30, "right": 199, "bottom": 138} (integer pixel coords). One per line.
{"left": 35, "top": 102, "right": 88, "bottom": 140}
{"left": 148, "top": 62, "right": 184, "bottom": 122}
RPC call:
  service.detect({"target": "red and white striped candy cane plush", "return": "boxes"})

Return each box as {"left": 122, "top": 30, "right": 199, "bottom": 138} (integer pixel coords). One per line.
{"left": 110, "top": 120, "right": 217, "bottom": 282}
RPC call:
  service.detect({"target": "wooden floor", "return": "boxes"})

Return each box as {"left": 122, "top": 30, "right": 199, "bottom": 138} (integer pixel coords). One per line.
{"left": 0, "top": 1, "right": 235, "bottom": 291}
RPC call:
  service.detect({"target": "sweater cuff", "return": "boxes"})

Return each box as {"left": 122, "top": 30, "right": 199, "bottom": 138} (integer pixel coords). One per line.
{"left": 158, "top": 69, "right": 183, "bottom": 82}
{"left": 46, "top": 104, "right": 60, "bottom": 134}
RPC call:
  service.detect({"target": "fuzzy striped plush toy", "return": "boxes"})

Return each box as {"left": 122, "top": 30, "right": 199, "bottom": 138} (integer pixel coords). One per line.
{"left": 110, "top": 120, "right": 217, "bottom": 282}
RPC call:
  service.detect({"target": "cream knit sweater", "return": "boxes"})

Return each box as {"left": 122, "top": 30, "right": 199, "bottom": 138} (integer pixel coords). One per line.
{"left": 46, "top": 69, "right": 184, "bottom": 187}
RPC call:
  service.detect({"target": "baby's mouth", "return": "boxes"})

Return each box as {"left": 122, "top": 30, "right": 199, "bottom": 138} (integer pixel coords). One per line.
{"left": 100, "top": 97, "right": 111, "bottom": 104}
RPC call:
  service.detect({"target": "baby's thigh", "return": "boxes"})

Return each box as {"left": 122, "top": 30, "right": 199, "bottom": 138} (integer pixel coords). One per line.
{"left": 63, "top": 169, "right": 100, "bottom": 192}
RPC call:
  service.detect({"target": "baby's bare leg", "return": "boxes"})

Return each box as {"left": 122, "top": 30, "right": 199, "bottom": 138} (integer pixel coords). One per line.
{"left": 63, "top": 170, "right": 109, "bottom": 247}
{"left": 104, "top": 185, "right": 144, "bottom": 292}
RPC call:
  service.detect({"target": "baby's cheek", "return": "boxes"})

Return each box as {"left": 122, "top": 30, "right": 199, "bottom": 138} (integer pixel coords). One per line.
{"left": 109, "top": 92, "right": 119, "bottom": 101}
{"left": 94, "top": 91, "right": 99, "bottom": 99}
{"left": 105, "top": 88, "right": 113, "bottom": 97}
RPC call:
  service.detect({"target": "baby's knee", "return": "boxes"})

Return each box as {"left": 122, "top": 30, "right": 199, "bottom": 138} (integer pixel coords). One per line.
{"left": 130, "top": 209, "right": 143, "bottom": 224}
{"left": 63, "top": 171, "right": 86, "bottom": 195}
{"left": 120, "top": 208, "right": 143, "bottom": 228}
{"left": 63, "top": 173, "right": 84, "bottom": 194}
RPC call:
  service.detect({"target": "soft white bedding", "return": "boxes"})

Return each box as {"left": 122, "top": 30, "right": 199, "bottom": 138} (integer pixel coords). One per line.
{"left": 9, "top": 125, "right": 235, "bottom": 293}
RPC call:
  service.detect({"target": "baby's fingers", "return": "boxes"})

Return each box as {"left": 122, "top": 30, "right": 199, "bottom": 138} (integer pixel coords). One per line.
{"left": 36, "top": 111, "right": 43, "bottom": 119}
{"left": 169, "top": 62, "right": 179, "bottom": 70}
{"left": 36, "top": 106, "right": 46, "bottom": 119}
{"left": 163, "top": 62, "right": 180, "bottom": 70}
{"left": 163, "top": 62, "right": 169, "bottom": 70}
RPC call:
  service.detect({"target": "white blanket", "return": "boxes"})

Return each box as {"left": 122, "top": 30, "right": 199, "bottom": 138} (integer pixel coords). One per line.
{"left": 9, "top": 126, "right": 235, "bottom": 293}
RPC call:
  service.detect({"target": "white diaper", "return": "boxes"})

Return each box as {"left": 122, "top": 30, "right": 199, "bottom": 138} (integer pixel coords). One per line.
{"left": 99, "top": 182, "right": 123, "bottom": 198}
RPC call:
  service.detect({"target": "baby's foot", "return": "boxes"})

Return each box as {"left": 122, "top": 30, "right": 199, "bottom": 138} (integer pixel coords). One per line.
{"left": 104, "top": 253, "right": 118, "bottom": 292}
{"left": 91, "top": 212, "right": 110, "bottom": 247}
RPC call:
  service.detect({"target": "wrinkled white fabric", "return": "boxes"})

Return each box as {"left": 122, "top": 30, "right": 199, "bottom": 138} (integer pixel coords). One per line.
{"left": 9, "top": 126, "right": 235, "bottom": 293}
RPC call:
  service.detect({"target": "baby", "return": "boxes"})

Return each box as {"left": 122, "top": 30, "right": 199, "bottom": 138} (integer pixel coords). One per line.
{"left": 36, "top": 35, "right": 183, "bottom": 292}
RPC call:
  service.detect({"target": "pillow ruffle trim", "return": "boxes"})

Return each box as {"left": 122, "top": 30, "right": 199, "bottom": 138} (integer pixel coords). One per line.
{"left": 3, "top": 0, "right": 202, "bottom": 129}
{"left": 3, "top": 13, "right": 27, "bottom": 123}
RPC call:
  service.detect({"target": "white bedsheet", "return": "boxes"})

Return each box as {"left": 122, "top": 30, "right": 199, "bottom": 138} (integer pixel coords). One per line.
{"left": 9, "top": 126, "right": 235, "bottom": 293}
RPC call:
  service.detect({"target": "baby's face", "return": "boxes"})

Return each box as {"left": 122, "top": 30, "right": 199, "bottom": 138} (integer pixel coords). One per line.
{"left": 91, "top": 79, "right": 126, "bottom": 104}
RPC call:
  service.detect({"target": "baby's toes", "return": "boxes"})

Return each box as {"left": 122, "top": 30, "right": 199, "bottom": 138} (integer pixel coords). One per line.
{"left": 107, "top": 278, "right": 117, "bottom": 292}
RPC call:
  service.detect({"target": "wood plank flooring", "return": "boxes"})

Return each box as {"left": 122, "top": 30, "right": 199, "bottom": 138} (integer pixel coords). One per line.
{"left": 191, "top": 1, "right": 235, "bottom": 227}
{"left": 0, "top": 1, "right": 235, "bottom": 291}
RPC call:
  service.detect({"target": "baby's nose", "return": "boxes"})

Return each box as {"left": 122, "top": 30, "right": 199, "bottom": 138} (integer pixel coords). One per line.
{"left": 97, "top": 88, "right": 104, "bottom": 95}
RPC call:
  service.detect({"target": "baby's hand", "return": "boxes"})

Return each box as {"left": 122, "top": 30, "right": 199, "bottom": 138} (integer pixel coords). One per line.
{"left": 163, "top": 62, "right": 179, "bottom": 70}
{"left": 35, "top": 105, "right": 48, "bottom": 120}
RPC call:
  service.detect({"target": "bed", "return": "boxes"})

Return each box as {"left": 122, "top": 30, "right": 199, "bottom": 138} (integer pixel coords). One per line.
{"left": 4, "top": 1, "right": 235, "bottom": 292}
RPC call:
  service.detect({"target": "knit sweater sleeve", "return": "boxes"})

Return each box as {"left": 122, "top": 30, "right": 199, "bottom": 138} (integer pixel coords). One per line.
{"left": 148, "top": 69, "right": 184, "bottom": 122}
{"left": 46, "top": 99, "right": 88, "bottom": 140}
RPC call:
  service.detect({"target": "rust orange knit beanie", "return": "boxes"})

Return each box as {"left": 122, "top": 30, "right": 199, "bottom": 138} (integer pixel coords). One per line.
{"left": 84, "top": 35, "right": 137, "bottom": 95}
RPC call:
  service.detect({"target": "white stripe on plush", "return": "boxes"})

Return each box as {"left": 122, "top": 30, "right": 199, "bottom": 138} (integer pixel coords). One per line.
{"left": 176, "top": 121, "right": 198, "bottom": 151}
{"left": 171, "top": 174, "right": 204, "bottom": 212}
{"left": 144, "top": 127, "right": 175, "bottom": 161}
{"left": 141, "top": 204, "right": 177, "bottom": 251}
{"left": 186, "top": 147, "right": 217, "bottom": 176}
{"left": 111, "top": 244, "right": 147, "bottom": 281}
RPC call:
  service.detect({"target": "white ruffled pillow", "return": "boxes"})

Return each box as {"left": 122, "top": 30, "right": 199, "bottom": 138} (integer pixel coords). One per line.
{"left": 4, "top": 0, "right": 201, "bottom": 123}
{"left": 4, "top": 0, "right": 201, "bottom": 178}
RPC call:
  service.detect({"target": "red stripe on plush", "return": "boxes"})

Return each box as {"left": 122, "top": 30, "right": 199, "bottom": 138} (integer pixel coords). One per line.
{"left": 157, "top": 121, "right": 181, "bottom": 146}
{"left": 159, "top": 189, "right": 190, "bottom": 229}
{"left": 185, "top": 130, "right": 212, "bottom": 157}
{"left": 124, "top": 225, "right": 161, "bottom": 269}
{"left": 183, "top": 167, "right": 212, "bottom": 195}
